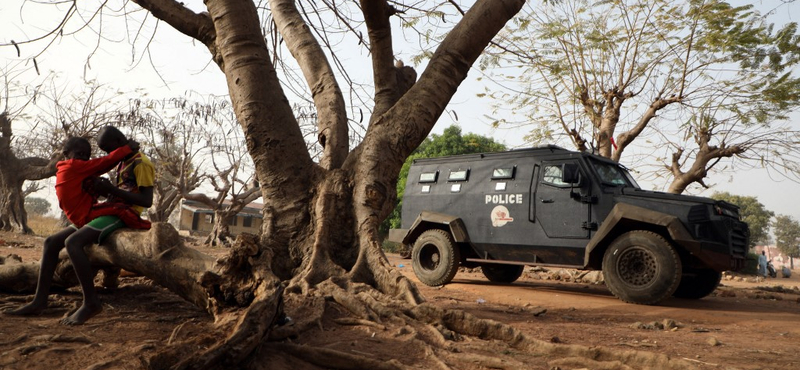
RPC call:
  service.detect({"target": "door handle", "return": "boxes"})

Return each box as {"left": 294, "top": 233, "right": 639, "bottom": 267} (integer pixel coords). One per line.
{"left": 541, "top": 199, "right": 554, "bottom": 203}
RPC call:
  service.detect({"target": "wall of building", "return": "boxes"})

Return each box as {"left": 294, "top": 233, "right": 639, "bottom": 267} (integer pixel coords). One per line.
{"left": 177, "top": 208, "right": 262, "bottom": 236}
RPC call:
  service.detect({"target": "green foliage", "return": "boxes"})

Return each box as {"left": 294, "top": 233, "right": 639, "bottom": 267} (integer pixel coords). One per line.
{"left": 773, "top": 214, "right": 800, "bottom": 258}
{"left": 24, "top": 197, "right": 52, "bottom": 216}
{"left": 379, "top": 125, "right": 506, "bottom": 235}
{"left": 381, "top": 239, "right": 403, "bottom": 254}
{"left": 711, "top": 192, "right": 774, "bottom": 247}
{"left": 481, "top": 0, "right": 800, "bottom": 191}
{"left": 741, "top": 252, "right": 760, "bottom": 275}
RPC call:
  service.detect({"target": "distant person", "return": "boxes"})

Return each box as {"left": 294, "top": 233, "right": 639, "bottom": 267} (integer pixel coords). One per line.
{"left": 757, "top": 251, "right": 768, "bottom": 278}
{"left": 4, "top": 126, "right": 154, "bottom": 325}
{"left": 781, "top": 265, "right": 792, "bottom": 278}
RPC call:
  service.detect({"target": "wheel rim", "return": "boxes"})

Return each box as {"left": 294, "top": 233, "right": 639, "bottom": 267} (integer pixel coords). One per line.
{"left": 419, "top": 243, "right": 441, "bottom": 271}
{"left": 616, "top": 246, "right": 657, "bottom": 287}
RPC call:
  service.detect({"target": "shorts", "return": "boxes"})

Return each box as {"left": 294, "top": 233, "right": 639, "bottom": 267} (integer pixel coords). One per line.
{"left": 72, "top": 215, "right": 126, "bottom": 243}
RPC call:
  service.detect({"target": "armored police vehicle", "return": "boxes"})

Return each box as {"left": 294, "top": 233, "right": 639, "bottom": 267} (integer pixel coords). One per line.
{"left": 388, "top": 146, "right": 749, "bottom": 305}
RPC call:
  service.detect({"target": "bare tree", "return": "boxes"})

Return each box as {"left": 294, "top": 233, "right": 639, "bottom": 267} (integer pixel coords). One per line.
{"left": 0, "top": 112, "right": 54, "bottom": 233}
{"left": 124, "top": 97, "right": 209, "bottom": 223}
{"left": 481, "top": 0, "right": 800, "bottom": 194}
{"left": 184, "top": 122, "right": 260, "bottom": 246}
{"left": 0, "top": 1, "right": 693, "bottom": 368}
{"left": 1, "top": 73, "right": 121, "bottom": 233}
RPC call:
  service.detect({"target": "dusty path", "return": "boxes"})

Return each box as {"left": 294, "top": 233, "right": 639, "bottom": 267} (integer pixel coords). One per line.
{"left": 1, "top": 229, "right": 798, "bottom": 370}
{"left": 386, "top": 254, "right": 800, "bottom": 370}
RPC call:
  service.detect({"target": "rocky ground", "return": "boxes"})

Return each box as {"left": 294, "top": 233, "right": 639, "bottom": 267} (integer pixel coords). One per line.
{"left": 1, "top": 230, "right": 799, "bottom": 370}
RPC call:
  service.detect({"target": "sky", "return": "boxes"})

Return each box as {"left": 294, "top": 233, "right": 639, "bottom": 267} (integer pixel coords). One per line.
{"left": 1, "top": 0, "right": 800, "bottom": 226}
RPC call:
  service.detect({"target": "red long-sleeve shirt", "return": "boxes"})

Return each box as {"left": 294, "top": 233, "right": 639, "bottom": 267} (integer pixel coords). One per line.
{"left": 55, "top": 145, "right": 133, "bottom": 227}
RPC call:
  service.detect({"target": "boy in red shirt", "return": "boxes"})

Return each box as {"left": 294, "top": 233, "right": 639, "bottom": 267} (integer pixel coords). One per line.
{"left": 5, "top": 128, "right": 152, "bottom": 325}
{"left": 55, "top": 137, "right": 138, "bottom": 227}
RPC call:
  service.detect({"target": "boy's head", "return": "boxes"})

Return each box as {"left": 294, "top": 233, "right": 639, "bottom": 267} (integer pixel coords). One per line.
{"left": 96, "top": 126, "right": 128, "bottom": 154}
{"left": 63, "top": 137, "right": 92, "bottom": 161}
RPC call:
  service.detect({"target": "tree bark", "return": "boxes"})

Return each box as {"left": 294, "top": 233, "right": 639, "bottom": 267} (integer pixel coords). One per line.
{"left": 270, "top": 0, "right": 349, "bottom": 170}
{"left": 0, "top": 113, "right": 58, "bottom": 234}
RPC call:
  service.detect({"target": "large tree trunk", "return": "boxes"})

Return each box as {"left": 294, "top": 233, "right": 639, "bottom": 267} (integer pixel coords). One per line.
{"left": 205, "top": 210, "right": 235, "bottom": 246}
{"left": 0, "top": 175, "right": 30, "bottom": 234}
{"left": 147, "top": 187, "right": 181, "bottom": 223}
{"left": 0, "top": 113, "right": 58, "bottom": 234}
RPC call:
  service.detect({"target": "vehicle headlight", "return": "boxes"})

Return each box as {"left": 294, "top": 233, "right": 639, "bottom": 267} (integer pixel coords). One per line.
{"left": 714, "top": 205, "right": 740, "bottom": 220}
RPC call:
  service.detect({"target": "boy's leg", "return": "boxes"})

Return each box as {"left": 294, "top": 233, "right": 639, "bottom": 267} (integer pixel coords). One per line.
{"left": 4, "top": 227, "right": 76, "bottom": 315}
{"left": 60, "top": 216, "right": 124, "bottom": 325}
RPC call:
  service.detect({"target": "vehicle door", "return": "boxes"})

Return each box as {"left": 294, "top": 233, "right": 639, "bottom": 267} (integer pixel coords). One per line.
{"left": 534, "top": 160, "right": 591, "bottom": 238}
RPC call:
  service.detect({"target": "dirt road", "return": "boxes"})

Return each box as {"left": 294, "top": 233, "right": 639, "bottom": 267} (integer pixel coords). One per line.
{"left": 2, "top": 229, "right": 799, "bottom": 370}
{"left": 387, "top": 254, "right": 800, "bottom": 370}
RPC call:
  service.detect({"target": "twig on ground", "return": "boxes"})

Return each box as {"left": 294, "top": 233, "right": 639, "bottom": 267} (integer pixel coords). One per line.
{"left": 681, "top": 357, "right": 719, "bottom": 366}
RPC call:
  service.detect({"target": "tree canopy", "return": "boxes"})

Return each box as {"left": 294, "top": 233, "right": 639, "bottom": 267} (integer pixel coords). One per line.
{"left": 23, "top": 197, "right": 52, "bottom": 216}
{"left": 481, "top": 0, "right": 800, "bottom": 194}
{"left": 773, "top": 214, "right": 800, "bottom": 259}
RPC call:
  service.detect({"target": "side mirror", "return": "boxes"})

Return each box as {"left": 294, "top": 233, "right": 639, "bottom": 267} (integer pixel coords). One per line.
{"left": 561, "top": 163, "right": 582, "bottom": 185}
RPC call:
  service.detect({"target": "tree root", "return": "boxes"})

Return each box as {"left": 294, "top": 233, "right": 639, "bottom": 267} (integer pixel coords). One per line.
{"left": 0, "top": 334, "right": 27, "bottom": 346}
{"left": 166, "top": 281, "right": 284, "bottom": 370}
{"left": 409, "top": 303, "right": 696, "bottom": 370}
{"left": 550, "top": 356, "right": 634, "bottom": 370}
{"left": 333, "top": 317, "right": 387, "bottom": 331}
{"left": 271, "top": 342, "right": 409, "bottom": 370}
{"left": 436, "top": 349, "right": 528, "bottom": 370}
{"left": 269, "top": 294, "right": 326, "bottom": 340}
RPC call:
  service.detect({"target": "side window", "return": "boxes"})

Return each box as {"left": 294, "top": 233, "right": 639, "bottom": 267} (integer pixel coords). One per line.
{"left": 542, "top": 165, "right": 566, "bottom": 186}
{"left": 419, "top": 171, "right": 438, "bottom": 183}
{"left": 491, "top": 167, "right": 515, "bottom": 180}
{"left": 448, "top": 169, "right": 469, "bottom": 182}
{"left": 492, "top": 166, "right": 515, "bottom": 191}
{"left": 542, "top": 164, "right": 581, "bottom": 187}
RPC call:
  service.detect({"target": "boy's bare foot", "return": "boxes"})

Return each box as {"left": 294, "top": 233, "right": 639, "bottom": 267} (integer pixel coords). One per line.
{"left": 3, "top": 302, "right": 46, "bottom": 316}
{"left": 60, "top": 302, "right": 102, "bottom": 326}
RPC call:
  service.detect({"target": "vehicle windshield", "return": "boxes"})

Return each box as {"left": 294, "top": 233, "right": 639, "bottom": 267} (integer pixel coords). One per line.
{"left": 589, "top": 158, "right": 639, "bottom": 188}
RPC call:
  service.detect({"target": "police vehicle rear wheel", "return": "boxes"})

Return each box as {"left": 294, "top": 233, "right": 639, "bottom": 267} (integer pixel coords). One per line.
{"left": 411, "top": 229, "right": 461, "bottom": 286}
{"left": 672, "top": 268, "right": 722, "bottom": 299}
{"left": 602, "top": 231, "right": 681, "bottom": 305}
{"left": 481, "top": 264, "right": 524, "bottom": 283}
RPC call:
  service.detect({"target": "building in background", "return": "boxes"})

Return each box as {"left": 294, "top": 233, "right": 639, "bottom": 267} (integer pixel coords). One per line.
{"left": 176, "top": 199, "right": 262, "bottom": 236}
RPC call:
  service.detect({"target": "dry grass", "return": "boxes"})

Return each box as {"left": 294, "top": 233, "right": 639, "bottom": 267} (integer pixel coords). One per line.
{"left": 27, "top": 215, "right": 63, "bottom": 236}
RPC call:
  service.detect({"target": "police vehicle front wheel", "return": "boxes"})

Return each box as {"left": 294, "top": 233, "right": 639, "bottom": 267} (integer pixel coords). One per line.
{"left": 411, "top": 229, "right": 461, "bottom": 286}
{"left": 481, "top": 264, "right": 524, "bottom": 283}
{"left": 602, "top": 231, "right": 681, "bottom": 305}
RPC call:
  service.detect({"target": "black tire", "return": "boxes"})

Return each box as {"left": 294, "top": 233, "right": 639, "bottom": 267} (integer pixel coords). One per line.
{"left": 672, "top": 269, "right": 722, "bottom": 299}
{"left": 602, "top": 231, "right": 681, "bottom": 305}
{"left": 482, "top": 264, "right": 524, "bottom": 283}
{"left": 411, "top": 229, "right": 461, "bottom": 286}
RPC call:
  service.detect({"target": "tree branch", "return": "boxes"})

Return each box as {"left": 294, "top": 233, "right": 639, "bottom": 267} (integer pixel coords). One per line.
{"left": 21, "top": 182, "right": 43, "bottom": 198}
{"left": 270, "top": 0, "right": 348, "bottom": 170}
{"left": 346, "top": 0, "right": 525, "bottom": 228}
{"left": 20, "top": 156, "right": 58, "bottom": 181}
{"left": 361, "top": 1, "right": 416, "bottom": 120}
{"left": 613, "top": 96, "right": 681, "bottom": 161}
{"left": 183, "top": 193, "right": 218, "bottom": 210}
{"left": 130, "top": 0, "right": 221, "bottom": 68}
